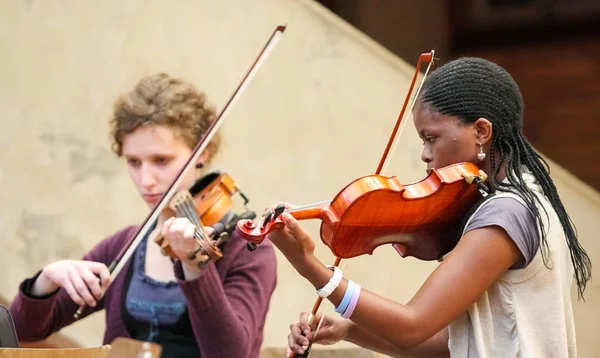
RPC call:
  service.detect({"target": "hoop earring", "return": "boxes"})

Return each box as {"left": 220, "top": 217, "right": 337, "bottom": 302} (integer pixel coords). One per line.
{"left": 477, "top": 142, "right": 486, "bottom": 161}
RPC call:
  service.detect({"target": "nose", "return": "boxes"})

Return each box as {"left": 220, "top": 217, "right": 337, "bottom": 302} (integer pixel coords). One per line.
{"left": 140, "top": 164, "right": 157, "bottom": 189}
{"left": 421, "top": 146, "right": 432, "bottom": 164}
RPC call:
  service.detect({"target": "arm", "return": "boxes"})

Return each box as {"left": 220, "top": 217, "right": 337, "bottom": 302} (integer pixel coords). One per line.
{"left": 174, "top": 236, "right": 277, "bottom": 358}
{"left": 346, "top": 323, "right": 449, "bottom": 358}
{"left": 271, "top": 213, "right": 522, "bottom": 351}
{"left": 290, "top": 312, "right": 448, "bottom": 357}
{"left": 9, "top": 227, "right": 134, "bottom": 341}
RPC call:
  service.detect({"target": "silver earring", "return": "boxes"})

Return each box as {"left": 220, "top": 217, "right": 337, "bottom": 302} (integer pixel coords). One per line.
{"left": 477, "top": 142, "right": 486, "bottom": 161}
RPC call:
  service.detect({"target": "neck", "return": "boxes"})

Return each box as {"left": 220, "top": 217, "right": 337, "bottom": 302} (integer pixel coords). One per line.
{"left": 480, "top": 157, "right": 507, "bottom": 191}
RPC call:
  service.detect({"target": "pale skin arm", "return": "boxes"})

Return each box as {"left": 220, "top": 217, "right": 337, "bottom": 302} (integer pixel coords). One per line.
{"left": 31, "top": 260, "right": 110, "bottom": 307}
{"left": 271, "top": 212, "right": 522, "bottom": 353}
{"left": 29, "top": 217, "right": 205, "bottom": 307}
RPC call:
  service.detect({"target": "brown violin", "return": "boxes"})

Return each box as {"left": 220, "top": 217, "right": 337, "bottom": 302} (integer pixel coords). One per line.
{"left": 156, "top": 171, "right": 256, "bottom": 264}
{"left": 235, "top": 51, "right": 491, "bottom": 358}
{"left": 238, "top": 163, "right": 488, "bottom": 261}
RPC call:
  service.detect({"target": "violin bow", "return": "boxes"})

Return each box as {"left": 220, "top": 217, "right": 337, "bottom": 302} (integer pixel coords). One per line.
{"left": 293, "top": 51, "right": 435, "bottom": 358}
{"left": 74, "top": 25, "right": 286, "bottom": 319}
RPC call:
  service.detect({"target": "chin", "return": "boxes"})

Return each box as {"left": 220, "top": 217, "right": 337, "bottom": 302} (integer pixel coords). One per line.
{"left": 144, "top": 200, "right": 159, "bottom": 209}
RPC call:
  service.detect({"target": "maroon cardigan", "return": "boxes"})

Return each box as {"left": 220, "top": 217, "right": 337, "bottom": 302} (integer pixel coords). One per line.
{"left": 9, "top": 225, "right": 277, "bottom": 357}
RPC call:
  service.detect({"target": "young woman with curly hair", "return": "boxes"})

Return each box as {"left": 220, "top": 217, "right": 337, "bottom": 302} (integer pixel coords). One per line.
{"left": 10, "top": 73, "right": 277, "bottom": 358}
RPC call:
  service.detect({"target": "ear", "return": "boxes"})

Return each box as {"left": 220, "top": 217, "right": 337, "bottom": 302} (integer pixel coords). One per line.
{"left": 473, "top": 118, "right": 493, "bottom": 145}
{"left": 196, "top": 150, "right": 210, "bottom": 168}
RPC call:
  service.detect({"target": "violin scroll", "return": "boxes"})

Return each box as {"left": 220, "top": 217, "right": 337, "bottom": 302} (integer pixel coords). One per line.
{"left": 239, "top": 204, "right": 287, "bottom": 250}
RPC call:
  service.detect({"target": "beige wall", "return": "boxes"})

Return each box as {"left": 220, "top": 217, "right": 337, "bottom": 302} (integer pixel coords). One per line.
{"left": 0, "top": 0, "right": 597, "bottom": 356}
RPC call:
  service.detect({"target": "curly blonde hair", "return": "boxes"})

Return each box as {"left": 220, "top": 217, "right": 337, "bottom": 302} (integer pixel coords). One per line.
{"left": 110, "top": 73, "right": 221, "bottom": 163}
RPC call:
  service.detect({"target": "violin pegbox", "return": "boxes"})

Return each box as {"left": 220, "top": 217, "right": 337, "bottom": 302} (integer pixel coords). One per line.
{"left": 187, "top": 223, "right": 229, "bottom": 267}
{"left": 238, "top": 204, "right": 287, "bottom": 251}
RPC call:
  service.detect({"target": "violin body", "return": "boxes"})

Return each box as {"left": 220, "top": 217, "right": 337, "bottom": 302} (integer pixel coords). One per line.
{"left": 323, "top": 163, "right": 483, "bottom": 260}
{"left": 237, "top": 163, "right": 485, "bottom": 260}
{"left": 186, "top": 171, "right": 240, "bottom": 227}
{"left": 157, "top": 171, "right": 253, "bottom": 262}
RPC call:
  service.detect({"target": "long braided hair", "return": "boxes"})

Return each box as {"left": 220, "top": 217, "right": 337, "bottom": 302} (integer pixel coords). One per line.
{"left": 417, "top": 57, "right": 591, "bottom": 298}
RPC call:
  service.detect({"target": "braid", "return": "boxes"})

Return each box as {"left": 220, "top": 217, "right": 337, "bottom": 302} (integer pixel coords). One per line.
{"left": 419, "top": 57, "right": 591, "bottom": 298}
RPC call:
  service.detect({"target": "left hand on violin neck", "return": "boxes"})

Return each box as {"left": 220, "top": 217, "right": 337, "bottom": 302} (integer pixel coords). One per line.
{"left": 161, "top": 217, "right": 216, "bottom": 276}
{"left": 266, "top": 213, "right": 319, "bottom": 277}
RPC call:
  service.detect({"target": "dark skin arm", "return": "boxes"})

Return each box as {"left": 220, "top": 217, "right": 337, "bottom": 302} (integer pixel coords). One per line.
{"left": 269, "top": 212, "right": 522, "bottom": 353}
{"left": 290, "top": 311, "right": 449, "bottom": 357}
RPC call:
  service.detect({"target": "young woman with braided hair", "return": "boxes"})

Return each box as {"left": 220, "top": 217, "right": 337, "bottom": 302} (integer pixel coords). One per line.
{"left": 262, "top": 57, "right": 592, "bottom": 357}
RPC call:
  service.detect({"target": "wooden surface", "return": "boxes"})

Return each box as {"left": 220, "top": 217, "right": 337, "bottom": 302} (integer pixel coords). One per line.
{"left": 0, "top": 338, "right": 161, "bottom": 358}
{"left": 0, "top": 346, "right": 109, "bottom": 358}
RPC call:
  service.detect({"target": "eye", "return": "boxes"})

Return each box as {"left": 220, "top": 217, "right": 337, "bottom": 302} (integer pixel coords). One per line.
{"left": 154, "top": 156, "right": 171, "bottom": 166}
{"left": 425, "top": 136, "right": 436, "bottom": 143}
{"left": 126, "top": 158, "right": 140, "bottom": 167}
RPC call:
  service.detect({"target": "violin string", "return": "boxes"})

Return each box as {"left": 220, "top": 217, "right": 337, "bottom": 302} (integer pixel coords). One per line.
{"left": 380, "top": 54, "right": 436, "bottom": 175}
{"left": 178, "top": 200, "right": 202, "bottom": 234}
{"left": 179, "top": 200, "right": 213, "bottom": 253}
{"left": 285, "top": 200, "right": 331, "bottom": 213}
{"left": 173, "top": 202, "right": 209, "bottom": 254}
{"left": 182, "top": 199, "right": 204, "bottom": 231}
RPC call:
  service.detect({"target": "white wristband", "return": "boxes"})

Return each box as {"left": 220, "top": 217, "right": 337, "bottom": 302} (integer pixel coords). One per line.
{"left": 316, "top": 265, "right": 342, "bottom": 298}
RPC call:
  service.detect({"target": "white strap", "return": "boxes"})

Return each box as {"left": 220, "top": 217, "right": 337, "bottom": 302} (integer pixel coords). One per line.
{"left": 316, "top": 265, "right": 343, "bottom": 298}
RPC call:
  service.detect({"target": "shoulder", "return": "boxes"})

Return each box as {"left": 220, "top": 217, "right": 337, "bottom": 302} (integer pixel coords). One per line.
{"left": 464, "top": 195, "right": 539, "bottom": 268}
{"left": 466, "top": 195, "right": 534, "bottom": 227}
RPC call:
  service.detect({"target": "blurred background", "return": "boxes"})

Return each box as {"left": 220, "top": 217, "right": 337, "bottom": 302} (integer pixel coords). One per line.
{"left": 317, "top": 0, "right": 600, "bottom": 192}
{"left": 0, "top": 0, "right": 598, "bottom": 357}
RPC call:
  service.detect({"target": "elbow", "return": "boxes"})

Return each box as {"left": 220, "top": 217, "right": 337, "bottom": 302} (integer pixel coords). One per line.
{"left": 394, "top": 335, "right": 428, "bottom": 351}
{"left": 388, "top": 315, "right": 434, "bottom": 351}
{"left": 199, "top": 325, "right": 253, "bottom": 358}
{"left": 13, "top": 322, "right": 50, "bottom": 342}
